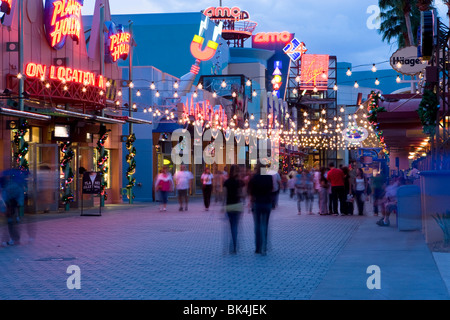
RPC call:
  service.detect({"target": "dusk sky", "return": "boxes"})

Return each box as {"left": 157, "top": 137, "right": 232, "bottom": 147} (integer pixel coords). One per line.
{"left": 82, "top": 0, "right": 450, "bottom": 71}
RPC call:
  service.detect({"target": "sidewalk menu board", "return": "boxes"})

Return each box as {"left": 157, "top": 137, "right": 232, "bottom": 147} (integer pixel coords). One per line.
{"left": 82, "top": 172, "right": 102, "bottom": 195}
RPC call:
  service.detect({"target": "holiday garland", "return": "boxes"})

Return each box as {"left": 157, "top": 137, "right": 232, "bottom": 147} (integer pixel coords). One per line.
{"left": 125, "top": 133, "right": 136, "bottom": 200}
{"left": 60, "top": 142, "right": 75, "bottom": 205}
{"left": 97, "top": 126, "right": 111, "bottom": 202}
{"left": 367, "top": 91, "right": 389, "bottom": 156}
{"left": 417, "top": 88, "right": 440, "bottom": 135}
{"left": 13, "top": 119, "right": 30, "bottom": 172}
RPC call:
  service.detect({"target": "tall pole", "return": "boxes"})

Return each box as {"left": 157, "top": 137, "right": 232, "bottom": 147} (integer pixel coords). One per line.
{"left": 100, "top": 4, "right": 105, "bottom": 118}
{"left": 128, "top": 21, "right": 134, "bottom": 204}
{"left": 18, "top": 0, "right": 24, "bottom": 111}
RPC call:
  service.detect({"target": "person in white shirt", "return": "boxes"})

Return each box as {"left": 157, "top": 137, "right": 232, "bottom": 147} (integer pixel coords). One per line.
{"left": 174, "top": 165, "right": 193, "bottom": 211}
{"left": 201, "top": 167, "right": 214, "bottom": 211}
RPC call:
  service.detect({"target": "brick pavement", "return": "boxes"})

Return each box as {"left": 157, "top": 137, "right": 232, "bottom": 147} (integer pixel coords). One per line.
{"left": 0, "top": 192, "right": 448, "bottom": 300}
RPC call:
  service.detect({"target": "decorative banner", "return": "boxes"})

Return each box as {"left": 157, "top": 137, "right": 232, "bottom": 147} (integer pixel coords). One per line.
{"left": 44, "top": 0, "right": 84, "bottom": 50}
{"left": 105, "top": 22, "right": 131, "bottom": 63}
{"left": 390, "top": 46, "right": 427, "bottom": 75}
{"left": 283, "top": 38, "right": 307, "bottom": 62}
{"left": 342, "top": 126, "right": 369, "bottom": 144}
{"left": 299, "top": 54, "right": 329, "bottom": 90}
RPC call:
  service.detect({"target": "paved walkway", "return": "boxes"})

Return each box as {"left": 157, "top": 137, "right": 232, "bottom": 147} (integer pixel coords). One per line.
{"left": 0, "top": 192, "right": 448, "bottom": 300}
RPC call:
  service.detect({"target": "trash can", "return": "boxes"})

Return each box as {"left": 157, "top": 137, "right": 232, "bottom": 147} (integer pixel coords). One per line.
{"left": 397, "top": 185, "right": 422, "bottom": 231}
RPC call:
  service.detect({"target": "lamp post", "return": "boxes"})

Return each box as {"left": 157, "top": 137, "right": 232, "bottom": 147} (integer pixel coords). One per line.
{"left": 127, "top": 20, "right": 134, "bottom": 204}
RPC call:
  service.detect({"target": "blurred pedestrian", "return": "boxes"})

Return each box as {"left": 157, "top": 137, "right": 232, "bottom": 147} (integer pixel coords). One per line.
{"left": 342, "top": 166, "right": 353, "bottom": 215}
{"left": 0, "top": 169, "right": 26, "bottom": 246}
{"left": 353, "top": 168, "right": 369, "bottom": 216}
{"left": 201, "top": 167, "right": 213, "bottom": 211}
{"left": 223, "top": 165, "right": 244, "bottom": 254}
{"left": 213, "top": 168, "right": 224, "bottom": 204}
{"left": 319, "top": 167, "right": 329, "bottom": 215}
{"left": 327, "top": 162, "right": 346, "bottom": 216}
{"left": 174, "top": 165, "right": 193, "bottom": 212}
{"left": 155, "top": 166, "right": 173, "bottom": 212}
{"left": 280, "top": 170, "right": 288, "bottom": 193}
{"left": 313, "top": 166, "right": 321, "bottom": 213}
{"left": 271, "top": 169, "right": 282, "bottom": 209}
{"left": 287, "top": 175, "right": 296, "bottom": 199}
{"left": 248, "top": 164, "right": 273, "bottom": 256}
{"left": 377, "top": 177, "right": 404, "bottom": 226}
{"left": 372, "top": 172, "right": 386, "bottom": 217}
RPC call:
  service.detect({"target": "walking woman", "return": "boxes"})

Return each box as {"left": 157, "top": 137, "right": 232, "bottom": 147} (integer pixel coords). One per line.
{"left": 155, "top": 166, "right": 173, "bottom": 212}
{"left": 223, "top": 165, "right": 244, "bottom": 254}
{"left": 201, "top": 167, "right": 214, "bottom": 211}
{"left": 354, "top": 168, "right": 368, "bottom": 216}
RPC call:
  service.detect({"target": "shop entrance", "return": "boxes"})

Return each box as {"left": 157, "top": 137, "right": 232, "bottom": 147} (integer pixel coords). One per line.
{"left": 26, "top": 143, "right": 59, "bottom": 213}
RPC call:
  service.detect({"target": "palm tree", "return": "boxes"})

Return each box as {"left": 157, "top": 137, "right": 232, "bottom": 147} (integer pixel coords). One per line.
{"left": 379, "top": 0, "right": 420, "bottom": 48}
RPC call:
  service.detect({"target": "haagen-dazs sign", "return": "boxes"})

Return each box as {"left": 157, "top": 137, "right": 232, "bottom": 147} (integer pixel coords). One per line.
{"left": 390, "top": 46, "right": 427, "bottom": 75}
{"left": 44, "top": 0, "right": 84, "bottom": 50}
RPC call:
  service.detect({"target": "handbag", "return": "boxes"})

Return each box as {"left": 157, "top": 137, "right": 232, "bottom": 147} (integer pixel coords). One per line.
{"left": 346, "top": 194, "right": 354, "bottom": 202}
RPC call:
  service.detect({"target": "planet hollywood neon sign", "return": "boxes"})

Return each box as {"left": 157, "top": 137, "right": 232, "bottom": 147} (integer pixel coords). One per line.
{"left": 105, "top": 22, "right": 131, "bottom": 63}
{"left": 44, "top": 0, "right": 83, "bottom": 50}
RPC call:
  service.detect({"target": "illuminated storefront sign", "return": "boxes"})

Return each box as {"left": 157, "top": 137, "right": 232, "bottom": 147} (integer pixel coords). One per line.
{"left": 253, "top": 32, "right": 292, "bottom": 44}
{"left": 0, "top": 0, "right": 12, "bottom": 15}
{"left": 181, "top": 96, "right": 228, "bottom": 128}
{"left": 105, "top": 22, "right": 131, "bottom": 63}
{"left": 44, "top": 0, "right": 84, "bottom": 50}
{"left": 25, "top": 62, "right": 106, "bottom": 89}
{"left": 203, "top": 6, "right": 250, "bottom": 20}
{"left": 283, "top": 38, "right": 307, "bottom": 62}
{"left": 342, "top": 126, "right": 369, "bottom": 144}
{"left": 299, "top": 54, "right": 329, "bottom": 90}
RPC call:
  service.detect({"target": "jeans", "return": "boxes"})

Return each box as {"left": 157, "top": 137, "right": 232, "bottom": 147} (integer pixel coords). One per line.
{"left": 202, "top": 185, "right": 212, "bottom": 209}
{"left": 252, "top": 202, "right": 272, "bottom": 254}
{"left": 331, "top": 186, "right": 346, "bottom": 215}
{"left": 227, "top": 211, "right": 242, "bottom": 252}
{"left": 354, "top": 190, "right": 365, "bottom": 215}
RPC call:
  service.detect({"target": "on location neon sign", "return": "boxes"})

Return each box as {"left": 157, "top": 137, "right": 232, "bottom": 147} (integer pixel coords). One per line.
{"left": 254, "top": 32, "right": 292, "bottom": 44}
{"left": 283, "top": 38, "right": 307, "bottom": 62}
{"left": 0, "top": 0, "right": 12, "bottom": 14}
{"left": 25, "top": 62, "right": 106, "bottom": 89}
{"left": 44, "top": 0, "right": 83, "bottom": 50}
{"left": 182, "top": 96, "right": 228, "bottom": 128}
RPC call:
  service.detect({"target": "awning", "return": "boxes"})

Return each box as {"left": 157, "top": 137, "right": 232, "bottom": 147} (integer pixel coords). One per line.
{"left": 0, "top": 107, "right": 51, "bottom": 121}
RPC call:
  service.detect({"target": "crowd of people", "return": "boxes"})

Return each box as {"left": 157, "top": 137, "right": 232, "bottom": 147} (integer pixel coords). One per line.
{"left": 153, "top": 160, "right": 406, "bottom": 256}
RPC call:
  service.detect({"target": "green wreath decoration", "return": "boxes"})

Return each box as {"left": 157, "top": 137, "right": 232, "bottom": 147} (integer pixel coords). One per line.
{"left": 417, "top": 89, "right": 439, "bottom": 135}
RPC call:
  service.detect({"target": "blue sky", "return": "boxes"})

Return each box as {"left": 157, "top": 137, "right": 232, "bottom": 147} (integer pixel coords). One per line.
{"left": 81, "top": 0, "right": 450, "bottom": 71}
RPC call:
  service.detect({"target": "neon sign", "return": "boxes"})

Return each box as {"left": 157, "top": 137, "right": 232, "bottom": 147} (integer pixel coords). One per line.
{"left": 105, "top": 22, "right": 131, "bottom": 63}
{"left": 299, "top": 54, "right": 329, "bottom": 91}
{"left": 44, "top": 0, "right": 83, "bottom": 50}
{"left": 203, "top": 6, "right": 249, "bottom": 20}
{"left": 0, "top": 0, "right": 12, "bottom": 14}
{"left": 190, "top": 16, "right": 223, "bottom": 62}
{"left": 25, "top": 62, "right": 106, "bottom": 89}
{"left": 342, "top": 126, "right": 369, "bottom": 144}
{"left": 181, "top": 95, "right": 228, "bottom": 129}
{"left": 254, "top": 32, "right": 292, "bottom": 44}
{"left": 283, "top": 38, "right": 307, "bottom": 62}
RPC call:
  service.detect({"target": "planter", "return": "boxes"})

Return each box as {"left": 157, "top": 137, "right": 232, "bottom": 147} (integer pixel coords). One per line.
{"left": 420, "top": 171, "right": 450, "bottom": 243}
